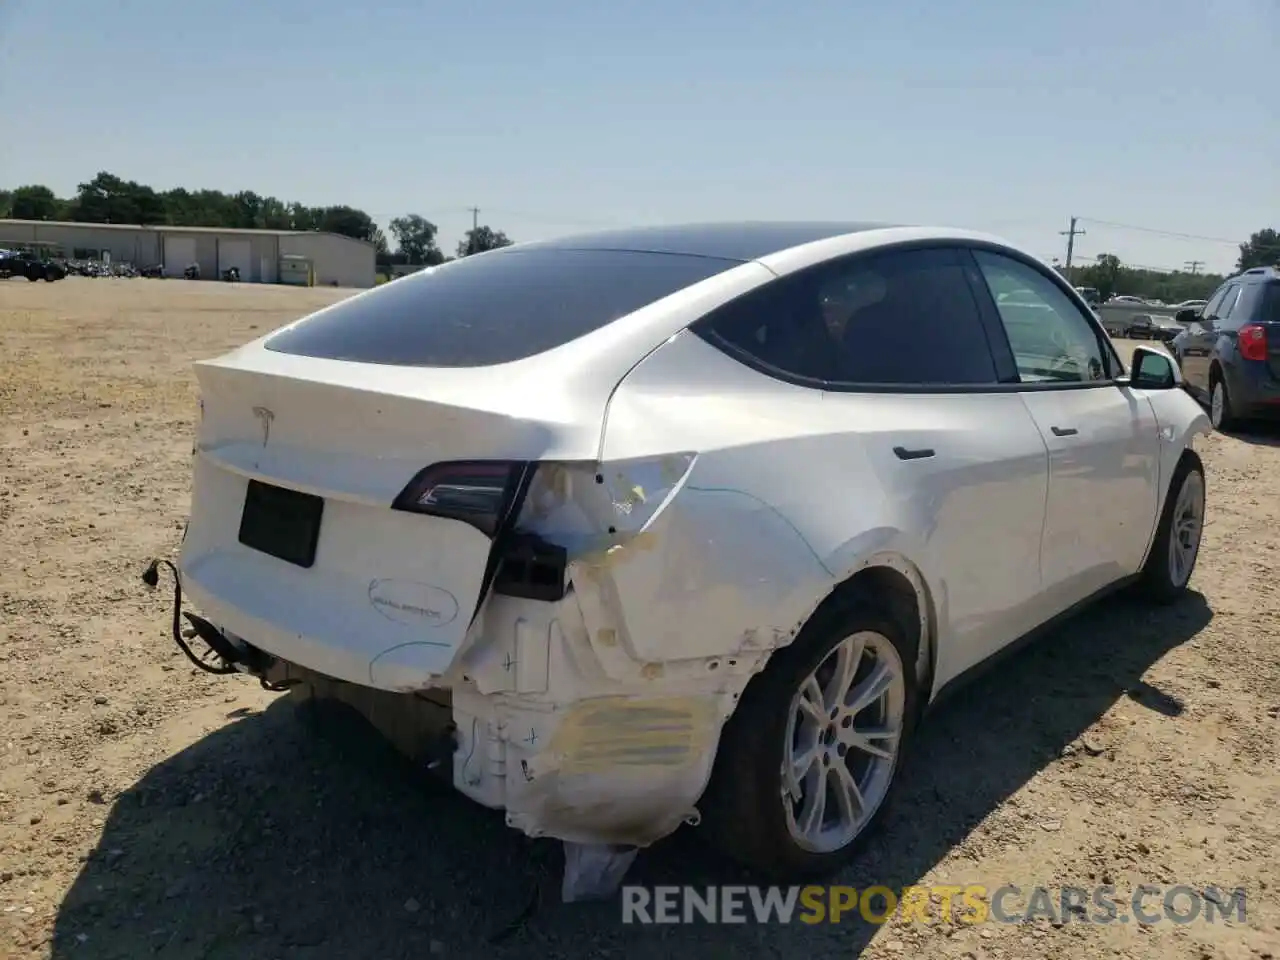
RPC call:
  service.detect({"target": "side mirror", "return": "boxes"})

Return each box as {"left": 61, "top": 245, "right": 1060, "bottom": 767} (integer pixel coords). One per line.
{"left": 1174, "top": 309, "right": 1199, "bottom": 324}
{"left": 1129, "top": 345, "right": 1180, "bottom": 390}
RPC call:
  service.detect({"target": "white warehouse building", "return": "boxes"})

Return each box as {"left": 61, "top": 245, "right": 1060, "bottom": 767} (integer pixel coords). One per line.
{"left": 0, "top": 219, "right": 376, "bottom": 288}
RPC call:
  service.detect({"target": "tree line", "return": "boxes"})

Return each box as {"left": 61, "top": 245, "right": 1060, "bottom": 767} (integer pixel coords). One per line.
{"left": 2, "top": 176, "right": 1274, "bottom": 282}
{"left": 1056, "top": 226, "right": 1278, "bottom": 302}
{"left": 1061, "top": 226, "right": 1275, "bottom": 302}
{"left": 0, "top": 172, "right": 512, "bottom": 263}
{"left": 1062, "top": 255, "right": 1225, "bottom": 303}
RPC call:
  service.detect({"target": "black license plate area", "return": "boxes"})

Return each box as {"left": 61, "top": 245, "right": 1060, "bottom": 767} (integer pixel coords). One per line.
{"left": 238, "top": 480, "right": 324, "bottom": 568}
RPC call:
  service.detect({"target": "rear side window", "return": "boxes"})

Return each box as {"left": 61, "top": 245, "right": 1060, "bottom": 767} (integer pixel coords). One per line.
{"left": 697, "top": 246, "right": 999, "bottom": 387}
{"left": 1201, "top": 284, "right": 1228, "bottom": 319}
{"left": 264, "top": 247, "right": 741, "bottom": 367}
{"left": 1216, "top": 284, "right": 1242, "bottom": 322}
{"left": 1264, "top": 282, "right": 1280, "bottom": 323}
{"left": 1228, "top": 283, "right": 1263, "bottom": 327}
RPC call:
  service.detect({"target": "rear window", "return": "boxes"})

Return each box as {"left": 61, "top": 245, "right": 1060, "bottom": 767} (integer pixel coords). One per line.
{"left": 264, "top": 247, "right": 741, "bottom": 367}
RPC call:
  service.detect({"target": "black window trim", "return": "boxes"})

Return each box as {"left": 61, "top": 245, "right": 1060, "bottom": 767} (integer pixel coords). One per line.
{"left": 1200, "top": 283, "right": 1230, "bottom": 322}
{"left": 1213, "top": 282, "right": 1242, "bottom": 325}
{"left": 959, "top": 242, "right": 1129, "bottom": 392}
{"left": 691, "top": 238, "right": 1132, "bottom": 396}
{"left": 1232, "top": 281, "right": 1266, "bottom": 329}
{"left": 692, "top": 240, "right": 1006, "bottom": 393}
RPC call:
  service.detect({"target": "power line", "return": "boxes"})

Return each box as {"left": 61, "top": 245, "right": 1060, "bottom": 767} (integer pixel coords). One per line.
{"left": 1077, "top": 218, "right": 1243, "bottom": 247}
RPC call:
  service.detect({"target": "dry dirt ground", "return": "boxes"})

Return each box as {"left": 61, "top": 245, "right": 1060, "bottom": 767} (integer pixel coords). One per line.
{"left": 1, "top": 277, "right": 1277, "bottom": 960}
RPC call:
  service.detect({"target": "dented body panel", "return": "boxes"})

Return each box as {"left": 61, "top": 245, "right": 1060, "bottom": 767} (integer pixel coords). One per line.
{"left": 594, "top": 330, "right": 1054, "bottom": 693}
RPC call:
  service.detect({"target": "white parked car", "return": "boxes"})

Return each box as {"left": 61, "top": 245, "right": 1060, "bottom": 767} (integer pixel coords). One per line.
{"left": 152, "top": 222, "right": 1211, "bottom": 895}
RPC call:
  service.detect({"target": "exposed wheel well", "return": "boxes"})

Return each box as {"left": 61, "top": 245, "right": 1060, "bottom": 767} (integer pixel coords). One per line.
{"left": 1178, "top": 447, "right": 1204, "bottom": 477}
{"left": 732, "top": 562, "right": 934, "bottom": 715}
{"left": 839, "top": 566, "right": 923, "bottom": 658}
{"left": 1142, "top": 446, "right": 1203, "bottom": 571}
{"left": 1173, "top": 448, "right": 1204, "bottom": 506}
{"left": 702, "top": 561, "right": 933, "bottom": 838}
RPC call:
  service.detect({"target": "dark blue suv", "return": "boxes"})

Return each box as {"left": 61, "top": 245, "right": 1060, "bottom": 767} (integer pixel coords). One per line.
{"left": 1170, "top": 266, "right": 1280, "bottom": 431}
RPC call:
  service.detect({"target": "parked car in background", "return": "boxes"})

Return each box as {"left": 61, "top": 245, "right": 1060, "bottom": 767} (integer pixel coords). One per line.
{"left": 1099, "top": 311, "right": 1133, "bottom": 339}
{"left": 1075, "top": 285, "right": 1101, "bottom": 306}
{"left": 1126, "top": 314, "right": 1156, "bottom": 339}
{"left": 1172, "top": 299, "right": 1208, "bottom": 313}
{"left": 150, "top": 222, "right": 1211, "bottom": 895}
{"left": 1170, "top": 266, "right": 1280, "bottom": 430}
{"left": 0, "top": 248, "right": 66, "bottom": 282}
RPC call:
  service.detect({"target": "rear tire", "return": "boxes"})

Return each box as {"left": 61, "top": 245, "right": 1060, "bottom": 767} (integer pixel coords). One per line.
{"left": 701, "top": 592, "right": 920, "bottom": 880}
{"left": 1209, "top": 371, "right": 1236, "bottom": 432}
{"left": 1137, "top": 455, "right": 1205, "bottom": 604}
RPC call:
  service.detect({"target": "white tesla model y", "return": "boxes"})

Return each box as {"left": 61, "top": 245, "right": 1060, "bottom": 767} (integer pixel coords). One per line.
{"left": 156, "top": 222, "right": 1210, "bottom": 890}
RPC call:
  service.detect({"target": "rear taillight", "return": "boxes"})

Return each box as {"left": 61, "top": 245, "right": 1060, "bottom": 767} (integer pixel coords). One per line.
{"left": 1239, "top": 325, "right": 1268, "bottom": 362}
{"left": 392, "top": 460, "right": 528, "bottom": 537}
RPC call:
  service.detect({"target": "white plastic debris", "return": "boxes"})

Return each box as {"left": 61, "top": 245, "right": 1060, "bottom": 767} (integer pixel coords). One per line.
{"left": 560, "top": 841, "right": 639, "bottom": 903}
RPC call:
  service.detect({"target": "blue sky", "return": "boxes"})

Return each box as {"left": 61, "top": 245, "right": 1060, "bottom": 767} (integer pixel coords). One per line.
{"left": 1, "top": 0, "right": 1275, "bottom": 273}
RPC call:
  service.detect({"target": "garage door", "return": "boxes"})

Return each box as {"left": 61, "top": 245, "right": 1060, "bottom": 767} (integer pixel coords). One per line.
{"left": 218, "top": 240, "right": 252, "bottom": 280}
{"left": 164, "top": 236, "right": 197, "bottom": 276}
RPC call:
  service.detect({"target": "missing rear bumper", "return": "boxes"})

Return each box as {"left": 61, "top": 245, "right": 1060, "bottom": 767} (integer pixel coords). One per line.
{"left": 141, "top": 556, "right": 288, "bottom": 687}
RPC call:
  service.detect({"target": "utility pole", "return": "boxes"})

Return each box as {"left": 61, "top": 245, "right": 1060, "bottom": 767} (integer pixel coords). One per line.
{"left": 1184, "top": 259, "right": 1204, "bottom": 275}
{"left": 467, "top": 207, "right": 480, "bottom": 231}
{"left": 1060, "top": 216, "right": 1085, "bottom": 281}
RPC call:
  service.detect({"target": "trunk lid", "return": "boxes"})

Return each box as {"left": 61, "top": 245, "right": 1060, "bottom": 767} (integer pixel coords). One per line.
{"left": 179, "top": 349, "right": 603, "bottom": 692}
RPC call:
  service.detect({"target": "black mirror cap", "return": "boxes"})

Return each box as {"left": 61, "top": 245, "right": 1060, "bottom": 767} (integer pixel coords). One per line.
{"left": 1175, "top": 309, "right": 1199, "bottom": 324}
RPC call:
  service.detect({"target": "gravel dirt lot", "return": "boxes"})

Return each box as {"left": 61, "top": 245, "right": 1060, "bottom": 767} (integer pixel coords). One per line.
{"left": 2, "top": 278, "right": 1278, "bottom": 960}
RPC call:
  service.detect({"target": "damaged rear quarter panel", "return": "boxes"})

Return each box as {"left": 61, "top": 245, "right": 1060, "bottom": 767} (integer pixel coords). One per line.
{"left": 583, "top": 329, "right": 932, "bottom": 668}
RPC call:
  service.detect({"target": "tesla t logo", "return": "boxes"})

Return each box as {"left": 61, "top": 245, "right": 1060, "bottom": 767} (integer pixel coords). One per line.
{"left": 252, "top": 406, "right": 274, "bottom": 447}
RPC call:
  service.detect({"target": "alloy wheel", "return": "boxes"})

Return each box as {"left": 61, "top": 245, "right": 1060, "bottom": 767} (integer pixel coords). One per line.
{"left": 1210, "top": 382, "right": 1225, "bottom": 428}
{"left": 781, "top": 631, "right": 906, "bottom": 854}
{"left": 1168, "top": 470, "right": 1205, "bottom": 587}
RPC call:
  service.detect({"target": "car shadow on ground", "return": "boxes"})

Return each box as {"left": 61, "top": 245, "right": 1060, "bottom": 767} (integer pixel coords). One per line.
{"left": 1227, "top": 422, "right": 1280, "bottom": 447}
{"left": 53, "top": 591, "right": 1212, "bottom": 960}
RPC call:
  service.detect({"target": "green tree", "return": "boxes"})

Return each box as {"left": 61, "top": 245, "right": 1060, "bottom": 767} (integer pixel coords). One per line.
{"left": 9, "top": 184, "right": 61, "bottom": 220}
{"left": 389, "top": 213, "right": 443, "bottom": 265}
{"left": 3, "top": 173, "right": 412, "bottom": 255}
{"left": 67, "top": 172, "right": 165, "bottom": 224}
{"left": 317, "top": 205, "right": 378, "bottom": 243}
{"left": 457, "top": 225, "right": 513, "bottom": 257}
{"left": 1069, "top": 253, "right": 1224, "bottom": 303}
{"left": 1237, "top": 228, "right": 1279, "bottom": 271}
{"left": 231, "top": 190, "right": 264, "bottom": 228}
{"left": 1092, "top": 253, "right": 1123, "bottom": 300}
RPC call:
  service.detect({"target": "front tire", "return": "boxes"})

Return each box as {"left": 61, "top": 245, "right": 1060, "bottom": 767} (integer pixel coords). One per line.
{"left": 702, "top": 595, "right": 920, "bottom": 879}
{"left": 1138, "top": 455, "right": 1205, "bottom": 604}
